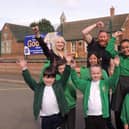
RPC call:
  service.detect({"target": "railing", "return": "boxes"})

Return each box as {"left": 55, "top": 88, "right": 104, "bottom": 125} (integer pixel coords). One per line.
{"left": 0, "top": 57, "right": 87, "bottom": 66}
{"left": 0, "top": 58, "right": 46, "bottom": 63}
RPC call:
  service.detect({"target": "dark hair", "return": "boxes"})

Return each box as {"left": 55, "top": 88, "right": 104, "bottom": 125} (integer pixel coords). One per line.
{"left": 120, "top": 39, "right": 129, "bottom": 46}
{"left": 31, "top": 23, "right": 38, "bottom": 27}
{"left": 56, "top": 59, "right": 66, "bottom": 68}
{"left": 87, "top": 51, "right": 101, "bottom": 67}
{"left": 98, "top": 30, "right": 108, "bottom": 36}
{"left": 43, "top": 66, "right": 56, "bottom": 78}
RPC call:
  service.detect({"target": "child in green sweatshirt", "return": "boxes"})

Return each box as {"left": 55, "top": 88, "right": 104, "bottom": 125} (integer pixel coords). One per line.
{"left": 106, "top": 31, "right": 129, "bottom": 129}
{"left": 39, "top": 59, "right": 76, "bottom": 129}
{"left": 56, "top": 60, "right": 77, "bottom": 129}
{"left": 71, "top": 57, "right": 120, "bottom": 129}
{"left": 17, "top": 57, "right": 72, "bottom": 129}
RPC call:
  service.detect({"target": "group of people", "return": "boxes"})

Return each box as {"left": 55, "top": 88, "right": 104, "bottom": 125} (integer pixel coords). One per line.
{"left": 17, "top": 21, "right": 129, "bottom": 129}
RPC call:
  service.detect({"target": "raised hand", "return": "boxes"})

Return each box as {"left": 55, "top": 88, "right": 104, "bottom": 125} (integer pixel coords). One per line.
{"left": 16, "top": 57, "right": 27, "bottom": 70}
{"left": 96, "top": 21, "right": 104, "bottom": 28}
{"left": 70, "top": 59, "right": 76, "bottom": 69}
{"left": 65, "top": 53, "right": 76, "bottom": 68}
{"left": 112, "top": 31, "right": 123, "bottom": 38}
{"left": 113, "top": 56, "right": 120, "bottom": 66}
{"left": 65, "top": 53, "right": 73, "bottom": 65}
{"left": 32, "top": 25, "right": 40, "bottom": 38}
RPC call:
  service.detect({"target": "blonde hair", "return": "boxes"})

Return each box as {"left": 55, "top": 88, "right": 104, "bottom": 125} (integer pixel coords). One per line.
{"left": 51, "top": 35, "right": 66, "bottom": 56}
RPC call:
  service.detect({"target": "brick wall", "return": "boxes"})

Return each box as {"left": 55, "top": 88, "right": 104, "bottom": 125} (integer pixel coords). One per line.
{"left": 123, "top": 20, "right": 129, "bottom": 39}
{"left": 1, "top": 24, "right": 24, "bottom": 56}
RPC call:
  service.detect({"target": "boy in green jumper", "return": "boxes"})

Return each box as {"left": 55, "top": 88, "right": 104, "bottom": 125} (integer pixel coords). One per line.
{"left": 17, "top": 57, "right": 72, "bottom": 129}
{"left": 56, "top": 60, "right": 77, "bottom": 129}
{"left": 71, "top": 57, "right": 120, "bottom": 129}
{"left": 39, "top": 59, "right": 77, "bottom": 129}
{"left": 106, "top": 31, "right": 129, "bottom": 129}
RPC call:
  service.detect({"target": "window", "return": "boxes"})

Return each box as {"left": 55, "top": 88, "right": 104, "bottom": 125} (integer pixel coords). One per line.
{"left": 1, "top": 40, "right": 11, "bottom": 54}
{"left": 1, "top": 41, "right": 6, "bottom": 54}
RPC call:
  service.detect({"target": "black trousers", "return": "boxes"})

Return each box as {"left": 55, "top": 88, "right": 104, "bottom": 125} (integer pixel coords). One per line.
{"left": 41, "top": 113, "right": 63, "bottom": 129}
{"left": 111, "top": 75, "right": 129, "bottom": 129}
{"left": 85, "top": 116, "right": 108, "bottom": 129}
{"left": 106, "top": 93, "right": 115, "bottom": 129}
{"left": 61, "top": 107, "right": 76, "bottom": 129}
{"left": 115, "top": 111, "right": 124, "bottom": 129}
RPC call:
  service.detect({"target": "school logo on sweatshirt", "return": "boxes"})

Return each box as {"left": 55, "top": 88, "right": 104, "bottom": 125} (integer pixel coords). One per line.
{"left": 102, "top": 86, "right": 107, "bottom": 92}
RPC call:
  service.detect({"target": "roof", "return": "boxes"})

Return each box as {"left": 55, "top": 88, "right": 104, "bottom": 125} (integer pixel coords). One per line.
{"left": 62, "top": 13, "right": 129, "bottom": 41}
{"left": 4, "top": 23, "right": 33, "bottom": 42}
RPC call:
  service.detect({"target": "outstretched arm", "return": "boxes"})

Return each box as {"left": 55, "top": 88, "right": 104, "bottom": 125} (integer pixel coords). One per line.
{"left": 107, "top": 56, "right": 120, "bottom": 89}
{"left": 32, "top": 25, "right": 53, "bottom": 60}
{"left": 60, "top": 54, "right": 73, "bottom": 87}
{"left": 106, "top": 31, "right": 123, "bottom": 58}
{"left": 16, "top": 57, "right": 37, "bottom": 91}
{"left": 71, "top": 68, "right": 87, "bottom": 94}
{"left": 81, "top": 21, "right": 104, "bottom": 43}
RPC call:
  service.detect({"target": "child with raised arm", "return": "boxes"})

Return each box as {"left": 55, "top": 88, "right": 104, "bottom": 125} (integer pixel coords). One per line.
{"left": 39, "top": 59, "right": 77, "bottom": 129}
{"left": 17, "top": 56, "right": 72, "bottom": 129}
{"left": 56, "top": 59, "right": 77, "bottom": 129}
{"left": 82, "top": 21, "right": 115, "bottom": 129}
{"left": 106, "top": 31, "right": 129, "bottom": 129}
{"left": 70, "top": 57, "right": 120, "bottom": 129}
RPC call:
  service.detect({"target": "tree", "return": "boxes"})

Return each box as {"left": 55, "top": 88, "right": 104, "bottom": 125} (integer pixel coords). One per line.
{"left": 30, "top": 18, "right": 55, "bottom": 34}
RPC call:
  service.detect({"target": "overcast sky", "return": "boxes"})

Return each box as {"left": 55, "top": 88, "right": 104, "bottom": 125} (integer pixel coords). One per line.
{"left": 0, "top": 0, "right": 128, "bottom": 29}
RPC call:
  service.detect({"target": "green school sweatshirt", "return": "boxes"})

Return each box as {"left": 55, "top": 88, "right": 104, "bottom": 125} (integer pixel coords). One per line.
{"left": 22, "top": 65, "right": 70, "bottom": 120}
{"left": 56, "top": 74, "right": 76, "bottom": 110}
{"left": 106, "top": 37, "right": 129, "bottom": 76}
{"left": 121, "top": 94, "right": 129, "bottom": 124}
{"left": 39, "top": 60, "right": 76, "bottom": 110}
{"left": 80, "top": 66, "right": 108, "bottom": 80}
{"left": 71, "top": 66, "right": 120, "bottom": 118}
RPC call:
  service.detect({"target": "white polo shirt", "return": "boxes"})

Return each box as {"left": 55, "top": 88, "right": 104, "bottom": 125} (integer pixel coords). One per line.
{"left": 87, "top": 80, "right": 102, "bottom": 116}
{"left": 40, "top": 86, "right": 59, "bottom": 116}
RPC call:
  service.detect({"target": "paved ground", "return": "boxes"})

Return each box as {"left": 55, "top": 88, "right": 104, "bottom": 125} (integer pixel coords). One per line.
{"left": 0, "top": 73, "right": 116, "bottom": 129}
{"left": 0, "top": 81, "right": 40, "bottom": 129}
{"left": 0, "top": 73, "right": 85, "bottom": 129}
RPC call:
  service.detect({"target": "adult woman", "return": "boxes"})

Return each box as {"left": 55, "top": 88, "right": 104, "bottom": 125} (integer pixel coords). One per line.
{"left": 32, "top": 25, "right": 66, "bottom": 67}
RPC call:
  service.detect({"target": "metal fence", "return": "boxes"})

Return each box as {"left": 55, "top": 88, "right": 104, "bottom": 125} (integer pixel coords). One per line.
{"left": 0, "top": 57, "right": 87, "bottom": 66}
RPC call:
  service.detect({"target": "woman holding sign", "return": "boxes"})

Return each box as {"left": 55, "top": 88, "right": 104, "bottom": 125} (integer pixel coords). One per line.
{"left": 32, "top": 25, "right": 67, "bottom": 67}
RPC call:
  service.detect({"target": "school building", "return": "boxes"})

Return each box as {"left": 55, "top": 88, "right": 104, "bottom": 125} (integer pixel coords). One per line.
{"left": 0, "top": 7, "right": 129, "bottom": 60}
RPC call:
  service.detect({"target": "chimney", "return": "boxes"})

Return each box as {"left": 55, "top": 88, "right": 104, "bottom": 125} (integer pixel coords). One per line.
{"left": 110, "top": 6, "right": 115, "bottom": 16}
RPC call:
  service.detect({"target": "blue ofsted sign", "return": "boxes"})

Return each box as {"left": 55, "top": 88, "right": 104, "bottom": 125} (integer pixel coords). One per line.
{"left": 24, "top": 34, "right": 45, "bottom": 55}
